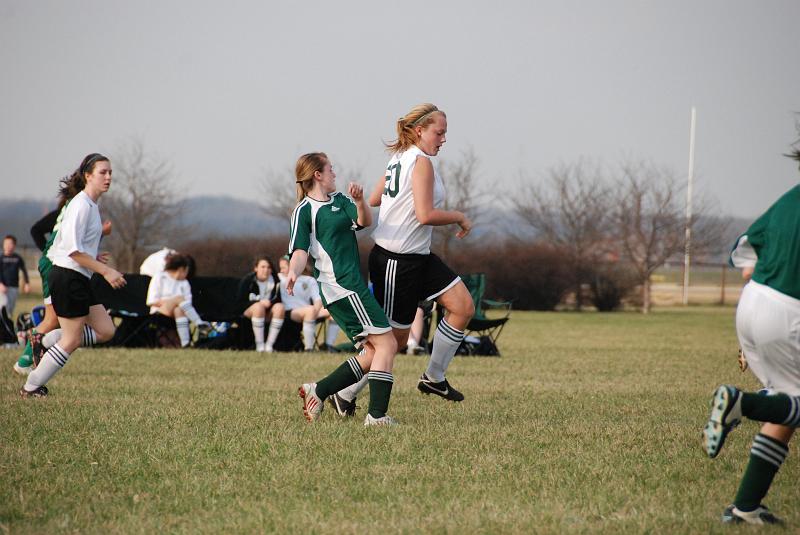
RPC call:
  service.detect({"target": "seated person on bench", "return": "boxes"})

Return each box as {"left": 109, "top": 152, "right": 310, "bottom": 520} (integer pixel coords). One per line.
{"left": 270, "top": 255, "right": 340, "bottom": 352}
{"left": 146, "top": 253, "right": 208, "bottom": 348}
{"left": 239, "top": 255, "right": 281, "bottom": 352}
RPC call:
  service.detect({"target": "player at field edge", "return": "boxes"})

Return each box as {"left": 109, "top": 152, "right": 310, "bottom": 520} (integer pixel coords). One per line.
{"left": 702, "top": 130, "right": 800, "bottom": 525}
{"left": 329, "top": 103, "right": 475, "bottom": 416}
{"left": 14, "top": 176, "right": 112, "bottom": 375}
{"left": 20, "top": 153, "right": 126, "bottom": 397}
{"left": 288, "top": 152, "right": 399, "bottom": 426}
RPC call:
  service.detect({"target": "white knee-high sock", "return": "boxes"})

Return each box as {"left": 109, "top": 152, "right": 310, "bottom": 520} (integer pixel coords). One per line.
{"left": 179, "top": 300, "right": 205, "bottom": 325}
{"left": 42, "top": 329, "right": 62, "bottom": 349}
{"left": 25, "top": 343, "right": 71, "bottom": 389}
{"left": 426, "top": 318, "right": 465, "bottom": 382}
{"left": 252, "top": 317, "right": 265, "bottom": 349}
{"left": 325, "top": 321, "right": 340, "bottom": 347}
{"left": 337, "top": 374, "right": 368, "bottom": 402}
{"left": 265, "top": 319, "right": 283, "bottom": 350}
{"left": 176, "top": 317, "right": 191, "bottom": 347}
{"left": 81, "top": 325, "right": 97, "bottom": 347}
{"left": 302, "top": 320, "right": 316, "bottom": 350}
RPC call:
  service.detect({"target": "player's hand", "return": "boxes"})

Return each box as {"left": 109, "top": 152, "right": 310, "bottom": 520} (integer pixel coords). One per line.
{"left": 286, "top": 271, "right": 298, "bottom": 295}
{"left": 738, "top": 348, "right": 748, "bottom": 372}
{"left": 348, "top": 182, "right": 364, "bottom": 200}
{"left": 97, "top": 252, "right": 111, "bottom": 264}
{"left": 104, "top": 268, "right": 126, "bottom": 290}
{"left": 260, "top": 299, "right": 272, "bottom": 308}
{"left": 456, "top": 213, "right": 472, "bottom": 239}
{"left": 102, "top": 220, "right": 113, "bottom": 236}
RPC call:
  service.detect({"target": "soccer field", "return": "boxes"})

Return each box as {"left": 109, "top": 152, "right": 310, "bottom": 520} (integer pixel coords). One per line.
{"left": 1, "top": 308, "right": 797, "bottom": 533}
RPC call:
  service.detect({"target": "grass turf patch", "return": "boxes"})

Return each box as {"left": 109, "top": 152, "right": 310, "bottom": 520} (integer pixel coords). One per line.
{"left": 1, "top": 307, "right": 797, "bottom": 533}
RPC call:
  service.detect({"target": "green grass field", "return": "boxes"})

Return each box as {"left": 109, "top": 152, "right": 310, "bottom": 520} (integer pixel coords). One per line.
{"left": 1, "top": 306, "right": 797, "bottom": 533}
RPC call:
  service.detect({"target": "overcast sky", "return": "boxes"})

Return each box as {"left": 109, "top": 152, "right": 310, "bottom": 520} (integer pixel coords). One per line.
{"left": 1, "top": 0, "right": 798, "bottom": 220}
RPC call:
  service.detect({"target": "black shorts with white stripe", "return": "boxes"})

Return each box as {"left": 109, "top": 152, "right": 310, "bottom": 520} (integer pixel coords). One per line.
{"left": 368, "top": 245, "right": 460, "bottom": 329}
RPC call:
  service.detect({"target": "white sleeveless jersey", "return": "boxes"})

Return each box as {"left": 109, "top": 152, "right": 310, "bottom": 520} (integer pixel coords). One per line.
{"left": 372, "top": 145, "right": 445, "bottom": 255}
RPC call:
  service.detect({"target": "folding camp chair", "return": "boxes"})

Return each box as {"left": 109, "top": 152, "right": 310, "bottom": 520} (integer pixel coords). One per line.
{"left": 459, "top": 273, "right": 511, "bottom": 356}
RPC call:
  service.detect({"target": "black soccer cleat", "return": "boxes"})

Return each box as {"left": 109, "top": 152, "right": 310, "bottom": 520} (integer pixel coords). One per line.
{"left": 20, "top": 385, "right": 49, "bottom": 398}
{"left": 328, "top": 393, "right": 357, "bottom": 417}
{"left": 417, "top": 374, "right": 464, "bottom": 402}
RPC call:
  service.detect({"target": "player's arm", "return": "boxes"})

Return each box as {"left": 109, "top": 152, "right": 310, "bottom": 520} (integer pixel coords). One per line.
{"left": 30, "top": 209, "right": 59, "bottom": 251}
{"left": 411, "top": 156, "right": 472, "bottom": 238}
{"left": 286, "top": 250, "right": 309, "bottom": 295}
{"left": 70, "top": 251, "right": 126, "bottom": 289}
{"left": 368, "top": 174, "right": 386, "bottom": 207}
{"left": 347, "top": 182, "right": 372, "bottom": 227}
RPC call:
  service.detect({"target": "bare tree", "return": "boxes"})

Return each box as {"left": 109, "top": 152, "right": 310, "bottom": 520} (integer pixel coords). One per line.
{"left": 613, "top": 161, "right": 725, "bottom": 313}
{"left": 102, "top": 141, "right": 184, "bottom": 272}
{"left": 433, "top": 147, "right": 489, "bottom": 262}
{"left": 511, "top": 160, "right": 613, "bottom": 310}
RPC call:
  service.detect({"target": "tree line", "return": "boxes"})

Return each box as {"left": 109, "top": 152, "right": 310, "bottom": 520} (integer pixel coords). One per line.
{"left": 101, "top": 143, "right": 728, "bottom": 313}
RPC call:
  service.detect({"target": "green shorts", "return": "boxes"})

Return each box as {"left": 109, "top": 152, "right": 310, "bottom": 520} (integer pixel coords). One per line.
{"left": 326, "top": 286, "right": 391, "bottom": 348}
{"left": 38, "top": 256, "right": 53, "bottom": 302}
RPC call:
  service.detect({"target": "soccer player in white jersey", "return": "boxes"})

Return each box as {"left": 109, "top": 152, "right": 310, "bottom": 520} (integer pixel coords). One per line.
{"left": 239, "top": 255, "right": 281, "bottom": 352}
{"left": 288, "top": 152, "right": 398, "bottom": 426}
{"left": 20, "top": 153, "right": 126, "bottom": 397}
{"left": 702, "top": 142, "right": 800, "bottom": 525}
{"left": 330, "top": 103, "right": 475, "bottom": 416}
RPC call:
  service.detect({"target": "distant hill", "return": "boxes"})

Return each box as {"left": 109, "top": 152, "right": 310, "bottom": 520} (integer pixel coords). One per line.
{"left": 1, "top": 196, "right": 752, "bottom": 264}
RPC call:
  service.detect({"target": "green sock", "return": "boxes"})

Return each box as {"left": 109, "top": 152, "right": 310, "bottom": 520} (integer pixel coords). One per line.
{"left": 17, "top": 340, "right": 33, "bottom": 367}
{"left": 367, "top": 371, "right": 394, "bottom": 419}
{"left": 741, "top": 392, "right": 795, "bottom": 424}
{"left": 315, "top": 356, "right": 364, "bottom": 400}
{"left": 734, "top": 433, "right": 788, "bottom": 512}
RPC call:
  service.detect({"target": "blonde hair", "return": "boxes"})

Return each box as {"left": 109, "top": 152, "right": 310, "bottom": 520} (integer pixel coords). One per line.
{"left": 385, "top": 103, "right": 446, "bottom": 153}
{"left": 294, "top": 152, "right": 329, "bottom": 203}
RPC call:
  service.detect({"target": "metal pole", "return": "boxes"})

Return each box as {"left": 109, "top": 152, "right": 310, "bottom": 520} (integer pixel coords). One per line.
{"left": 682, "top": 107, "right": 696, "bottom": 305}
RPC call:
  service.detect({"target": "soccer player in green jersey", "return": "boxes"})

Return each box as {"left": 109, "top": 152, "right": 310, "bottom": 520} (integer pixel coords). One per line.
{"left": 702, "top": 138, "right": 800, "bottom": 525}
{"left": 288, "top": 152, "right": 398, "bottom": 426}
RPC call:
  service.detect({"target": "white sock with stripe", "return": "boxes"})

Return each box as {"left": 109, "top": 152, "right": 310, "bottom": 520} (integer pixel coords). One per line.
{"left": 42, "top": 329, "right": 62, "bottom": 349}
{"left": 751, "top": 433, "right": 789, "bottom": 468}
{"left": 252, "top": 317, "right": 265, "bottom": 349}
{"left": 25, "top": 343, "right": 71, "bottom": 389}
{"left": 337, "top": 374, "right": 368, "bottom": 402}
{"left": 426, "top": 318, "right": 465, "bottom": 382}
{"left": 302, "top": 321, "right": 316, "bottom": 350}
{"left": 81, "top": 325, "right": 97, "bottom": 347}
{"left": 176, "top": 317, "right": 191, "bottom": 347}
{"left": 265, "top": 319, "right": 283, "bottom": 351}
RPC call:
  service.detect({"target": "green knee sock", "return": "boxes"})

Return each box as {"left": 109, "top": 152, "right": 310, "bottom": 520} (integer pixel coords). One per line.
{"left": 315, "top": 356, "right": 364, "bottom": 400}
{"left": 17, "top": 340, "right": 33, "bottom": 367}
{"left": 741, "top": 392, "right": 795, "bottom": 424}
{"left": 734, "top": 433, "right": 788, "bottom": 511}
{"left": 367, "top": 371, "right": 394, "bottom": 419}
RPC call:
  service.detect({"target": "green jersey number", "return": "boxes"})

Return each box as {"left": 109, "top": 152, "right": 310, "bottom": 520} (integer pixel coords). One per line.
{"left": 384, "top": 163, "right": 401, "bottom": 198}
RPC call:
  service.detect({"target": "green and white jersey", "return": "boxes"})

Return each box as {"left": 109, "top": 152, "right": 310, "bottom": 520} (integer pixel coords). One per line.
{"left": 38, "top": 202, "right": 69, "bottom": 270}
{"left": 730, "top": 185, "right": 800, "bottom": 299}
{"left": 372, "top": 145, "right": 446, "bottom": 255}
{"left": 288, "top": 192, "right": 367, "bottom": 305}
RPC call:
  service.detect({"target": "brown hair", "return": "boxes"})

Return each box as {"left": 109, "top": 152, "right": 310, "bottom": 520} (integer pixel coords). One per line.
{"left": 57, "top": 153, "right": 109, "bottom": 209}
{"left": 294, "top": 152, "right": 328, "bottom": 203}
{"left": 385, "top": 103, "right": 445, "bottom": 153}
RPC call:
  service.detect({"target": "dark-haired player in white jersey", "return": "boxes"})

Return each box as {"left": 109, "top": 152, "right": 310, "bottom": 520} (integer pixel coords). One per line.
{"left": 702, "top": 139, "right": 800, "bottom": 525}
{"left": 330, "top": 103, "right": 475, "bottom": 416}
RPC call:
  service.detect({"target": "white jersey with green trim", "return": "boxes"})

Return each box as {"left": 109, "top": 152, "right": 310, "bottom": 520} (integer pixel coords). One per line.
{"left": 288, "top": 192, "right": 367, "bottom": 305}
{"left": 372, "top": 145, "right": 445, "bottom": 255}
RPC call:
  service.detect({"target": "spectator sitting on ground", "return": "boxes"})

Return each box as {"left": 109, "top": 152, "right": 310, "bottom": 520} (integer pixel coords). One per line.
{"left": 145, "top": 253, "right": 208, "bottom": 348}
{"left": 271, "top": 255, "right": 340, "bottom": 352}
{"left": 1, "top": 235, "right": 30, "bottom": 316}
{"left": 238, "top": 255, "right": 281, "bottom": 352}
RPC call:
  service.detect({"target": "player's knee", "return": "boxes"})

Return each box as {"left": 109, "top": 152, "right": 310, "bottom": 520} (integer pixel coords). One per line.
{"left": 95, "top": 324, "right": 115, "bottom": 343}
